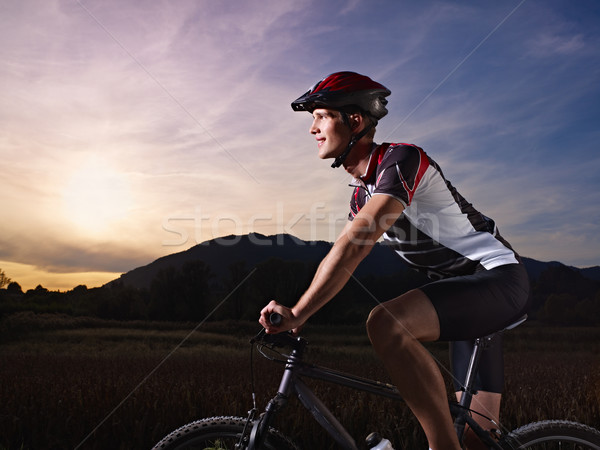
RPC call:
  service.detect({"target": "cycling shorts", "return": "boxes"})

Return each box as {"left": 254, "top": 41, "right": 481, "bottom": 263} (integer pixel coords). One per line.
{"left": 420, "top": 263, "right": 529, "bottom": 394}
{"left": 420, "top": 262, "right": 530, "bottom": 342}
{"left": 450, "top": 336, "right": 504, "bottom": 394}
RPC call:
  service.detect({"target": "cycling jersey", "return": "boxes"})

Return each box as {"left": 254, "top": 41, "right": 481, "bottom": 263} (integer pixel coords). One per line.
{"left": 349, "top": 143, "right": 520, "bottom": 279}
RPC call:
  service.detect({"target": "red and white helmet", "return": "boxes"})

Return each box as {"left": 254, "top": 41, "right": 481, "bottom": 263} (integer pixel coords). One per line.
{"left": 291, "top": 71, "right": 391, "bottom": 120}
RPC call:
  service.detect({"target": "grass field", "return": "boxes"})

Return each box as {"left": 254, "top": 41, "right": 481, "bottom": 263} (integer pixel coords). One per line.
{"left": 0, "top": 313, "right": 599, "bottom": 449}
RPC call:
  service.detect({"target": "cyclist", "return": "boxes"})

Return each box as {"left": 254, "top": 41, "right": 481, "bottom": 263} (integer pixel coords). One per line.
{"left": 259, "top": 71, "right": 530, "bottom": 450}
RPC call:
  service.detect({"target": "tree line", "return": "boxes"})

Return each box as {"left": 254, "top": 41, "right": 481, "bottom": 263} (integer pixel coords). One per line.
{"left": 1, "top": 262, "right": 599, "bottom": 326}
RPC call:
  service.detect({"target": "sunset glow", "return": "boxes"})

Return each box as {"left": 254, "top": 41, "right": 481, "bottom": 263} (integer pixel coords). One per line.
{"left": 62, "top": 157, "right": 132, "bottom": 235}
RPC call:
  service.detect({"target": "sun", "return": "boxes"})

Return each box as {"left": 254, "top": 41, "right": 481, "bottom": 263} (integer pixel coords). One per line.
{"left": 62, "top": 157, "right": 131, "bottom": 234}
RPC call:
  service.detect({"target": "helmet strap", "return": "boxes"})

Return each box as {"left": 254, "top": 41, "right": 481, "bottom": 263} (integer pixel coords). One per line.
{"left": 331, "top": 120, "right": 377, "bottom": 169}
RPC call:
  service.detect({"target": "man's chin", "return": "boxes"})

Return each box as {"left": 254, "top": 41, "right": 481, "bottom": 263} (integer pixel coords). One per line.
{"left": 318, "top": 150, "right": 334, "bottom": 160}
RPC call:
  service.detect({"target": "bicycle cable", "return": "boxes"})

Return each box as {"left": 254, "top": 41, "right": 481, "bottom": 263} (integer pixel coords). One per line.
{"left": 250, "top": 335, "right": 258, "bottom": 411}
{"left": 248, "top": 330, "right": 288, "bottom": 409}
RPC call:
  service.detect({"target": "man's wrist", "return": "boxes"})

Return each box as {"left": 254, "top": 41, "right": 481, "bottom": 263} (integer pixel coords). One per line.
{"left": 291, "top": 304, "right": 308, "bottom": 324}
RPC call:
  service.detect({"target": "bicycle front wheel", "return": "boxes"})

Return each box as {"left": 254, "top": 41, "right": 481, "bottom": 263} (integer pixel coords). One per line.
{"left": 500, "top": 420, "right": 600, "bottom": 449}
{"left": 151, "top": 416, "right": 299, "bottom": 450}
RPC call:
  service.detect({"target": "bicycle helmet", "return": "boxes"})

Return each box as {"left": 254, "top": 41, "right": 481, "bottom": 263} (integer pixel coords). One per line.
{"left": 291, "top": 71, "right": 391, "bottom": 120}
{"left": 291, "top": 72, "right": 391, "bottom": 168}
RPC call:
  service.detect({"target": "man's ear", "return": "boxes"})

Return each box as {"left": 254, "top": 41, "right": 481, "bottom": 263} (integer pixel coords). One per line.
{"left": 349, "top": 113, "right": 363, "bottom": 130}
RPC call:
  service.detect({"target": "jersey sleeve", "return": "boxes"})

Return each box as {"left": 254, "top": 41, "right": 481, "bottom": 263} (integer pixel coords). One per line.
{"left": 372, "top": 144, "right": 430, "bottom": 207}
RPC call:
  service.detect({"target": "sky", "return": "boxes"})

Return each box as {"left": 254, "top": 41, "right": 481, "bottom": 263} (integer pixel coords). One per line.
{"left": 1, "top": 0, "right": 599, "bottom": 291}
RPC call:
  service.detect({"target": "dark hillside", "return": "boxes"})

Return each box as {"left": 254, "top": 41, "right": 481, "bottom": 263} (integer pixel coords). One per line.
{"left": 109, "top": 233, "right": 410, "bottom": 290}
{"left": 111, "top": 235, "right": 599, "bottom": 295}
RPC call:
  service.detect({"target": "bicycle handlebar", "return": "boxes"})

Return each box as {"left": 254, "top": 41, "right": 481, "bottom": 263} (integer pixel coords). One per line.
{"left": 252, "top": 312, "right": 307, "bottom": 352}
{"left": 269, "top": 312, "right": 282, "bottom": 326}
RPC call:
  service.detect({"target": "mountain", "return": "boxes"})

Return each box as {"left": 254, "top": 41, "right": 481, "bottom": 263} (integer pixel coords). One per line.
{"left": 579, "top": 266, "right": 600, "bottom": 282}
{"left": 110, "top": 233, "right": 599, "bottom": 290}
{"left": 520, "top": 257, "right": 600, "bottom": 282}
{"left": 111, "top": 233, "right": 336, "bottom": 290}
{"left": 110, "top": 233, "right": 410, "bottom": 290}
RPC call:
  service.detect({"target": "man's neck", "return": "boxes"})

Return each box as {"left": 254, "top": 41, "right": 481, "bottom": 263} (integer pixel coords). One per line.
{"left": 344, "top": 140, "right": 378, "bottom": 178}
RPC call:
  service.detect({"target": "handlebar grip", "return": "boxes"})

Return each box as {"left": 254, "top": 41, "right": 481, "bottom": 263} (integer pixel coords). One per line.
{"left": 269, "top": 312, "right": 282, "bottom": 326}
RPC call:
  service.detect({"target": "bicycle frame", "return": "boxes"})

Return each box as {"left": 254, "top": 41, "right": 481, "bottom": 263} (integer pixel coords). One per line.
{"left": 247, "top": 320, "right": 527, "bottom": 450}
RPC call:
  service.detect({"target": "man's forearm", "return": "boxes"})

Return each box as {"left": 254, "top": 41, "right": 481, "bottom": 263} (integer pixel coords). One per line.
{"left": 291, "top": 233, "right": 373, "bottom": 322}
{"left": 291, "top": 194, "right": 405, "bottom": 325}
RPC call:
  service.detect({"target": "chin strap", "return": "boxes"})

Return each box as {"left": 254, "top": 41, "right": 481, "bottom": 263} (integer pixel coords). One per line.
{"left": 331, "top": 120, "right": 377, "bottom": 169}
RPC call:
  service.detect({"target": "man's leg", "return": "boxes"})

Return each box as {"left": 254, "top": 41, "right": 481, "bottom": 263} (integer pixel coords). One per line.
{"left": 451, "top": 336, "right": 505, "bottom": 449}
{"left": 456, "top": 391, "right": 501, "bottom": 450}
{"left": 366, "top": 289, "right": 462, "bottom": 450}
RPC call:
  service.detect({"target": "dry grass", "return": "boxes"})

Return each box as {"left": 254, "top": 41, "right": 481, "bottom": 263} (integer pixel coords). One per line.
{"left": 0, "top": 314, "right": 598, "bottom": 449}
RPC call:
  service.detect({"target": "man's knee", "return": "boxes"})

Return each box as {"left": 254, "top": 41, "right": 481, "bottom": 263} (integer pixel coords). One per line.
{"left": 366, "top": 291, "right": 440, "bottom": 347}
{"left": 366, "top": 304, "right": 409, "bottom": 350}
{"left": 366, "top": 304, "right": 386, "bottom": 340}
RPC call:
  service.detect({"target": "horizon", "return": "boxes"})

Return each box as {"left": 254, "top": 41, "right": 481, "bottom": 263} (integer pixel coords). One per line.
{"left": 5, "top": 231, "right": 599, "bottom": 293}
{"left": 2, "top": 1, "right": 599, "bottom": 291}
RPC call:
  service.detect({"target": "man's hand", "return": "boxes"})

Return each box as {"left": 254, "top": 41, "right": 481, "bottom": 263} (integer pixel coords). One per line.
{"left": 259, "top": 300, "right": 304, "bottom": 334}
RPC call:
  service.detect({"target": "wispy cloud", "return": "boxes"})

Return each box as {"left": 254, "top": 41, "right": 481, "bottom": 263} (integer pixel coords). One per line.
{"left": 529, "top": 32, "right": 586, "bottom": 57}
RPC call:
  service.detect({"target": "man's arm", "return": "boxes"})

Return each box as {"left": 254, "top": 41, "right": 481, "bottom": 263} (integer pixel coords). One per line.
{"left": 259, "top": 194, "right": 405, "bottom": 333}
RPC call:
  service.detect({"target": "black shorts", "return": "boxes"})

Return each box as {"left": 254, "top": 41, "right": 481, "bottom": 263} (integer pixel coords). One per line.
{"left": 420, "top": 263, "right": 530, "bottom": 393}
{"left": 420, "top": 263, "right": 530, "bottom": 342}
{"left": 450, "top": 336, "right": 504, "bottom": 393}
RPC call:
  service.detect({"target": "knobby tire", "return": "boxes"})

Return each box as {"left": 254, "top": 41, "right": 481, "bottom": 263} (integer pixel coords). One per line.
{"left": 151, "top": 416, "right": 299, "bottom": 450}
{"left": 499, "top": 420, "right": 600, "bottom": 449}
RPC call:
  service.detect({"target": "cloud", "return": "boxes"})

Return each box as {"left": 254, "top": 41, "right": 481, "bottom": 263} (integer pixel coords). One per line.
{"left": 520, "top": 4, "right": 592, "bottom": 60}
{"left": 529, "top": 32, "right": 586, "bottom": 57}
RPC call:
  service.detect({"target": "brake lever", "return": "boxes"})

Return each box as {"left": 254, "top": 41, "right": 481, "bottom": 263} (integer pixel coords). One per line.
{"left": 250, "top": 328, "right": 267, "bottom": 344}
{"left": 251, "top": 312, "right": 284, "bottom": 344}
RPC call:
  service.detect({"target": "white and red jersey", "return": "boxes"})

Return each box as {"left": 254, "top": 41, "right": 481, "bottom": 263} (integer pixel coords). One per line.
{"left": 349, "top": 143, "right": 519, "bottom": 279}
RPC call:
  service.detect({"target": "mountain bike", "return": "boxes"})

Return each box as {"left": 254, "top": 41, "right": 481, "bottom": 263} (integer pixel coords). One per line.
{"left": 152, "top": 314, "right": 600, "bottom": 449}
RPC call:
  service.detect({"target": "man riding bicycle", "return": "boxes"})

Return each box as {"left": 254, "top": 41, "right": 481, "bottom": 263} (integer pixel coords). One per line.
{"left": 259, "top": 71, "right": 530, "bottom": 450}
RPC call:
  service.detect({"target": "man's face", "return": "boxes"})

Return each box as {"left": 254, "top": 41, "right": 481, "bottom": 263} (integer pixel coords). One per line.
{"left": 309, "top": 108, "right": 352, "bottom": 160}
